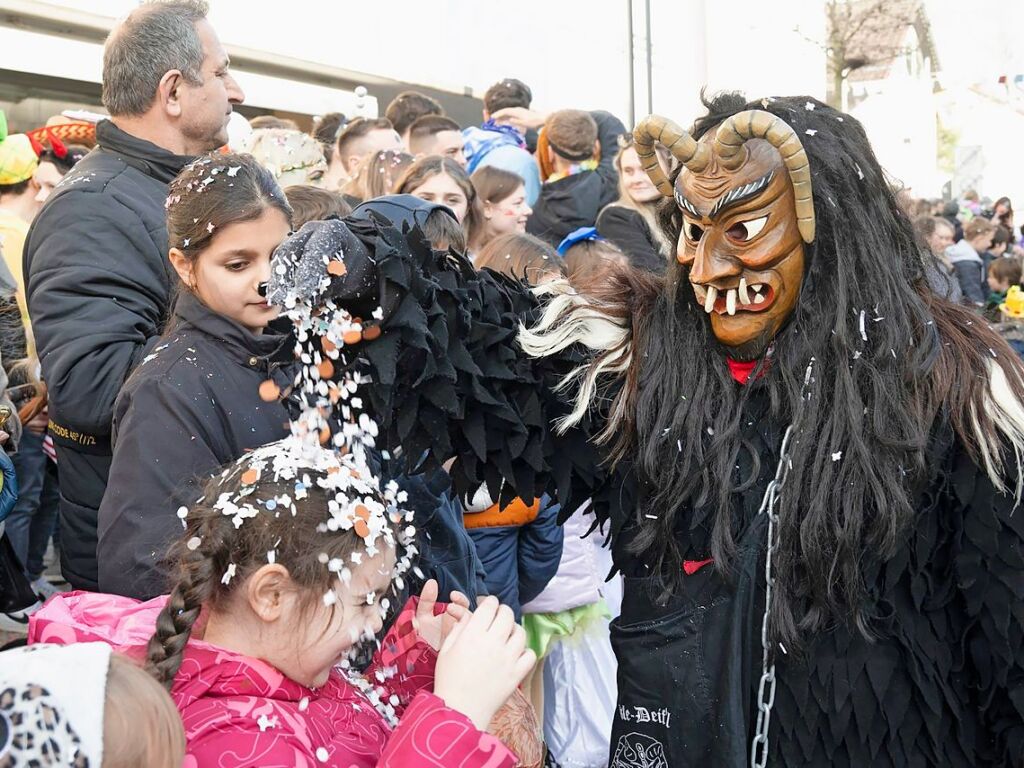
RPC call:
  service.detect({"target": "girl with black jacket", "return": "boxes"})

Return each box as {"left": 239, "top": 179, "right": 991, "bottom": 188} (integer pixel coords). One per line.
{"left": 97, "top": 154, "right": 295, "bottom": 599}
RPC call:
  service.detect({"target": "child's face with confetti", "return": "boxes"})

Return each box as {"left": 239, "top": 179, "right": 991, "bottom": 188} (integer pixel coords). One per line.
{"left": 280, "top": 545, "right": 397, "bottom": 689}
{"left": 170, "top": 206, "right": 290, "bottom": 333}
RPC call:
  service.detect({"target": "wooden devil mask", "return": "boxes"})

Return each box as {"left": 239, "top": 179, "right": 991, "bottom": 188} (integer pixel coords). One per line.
{"left": 634, "top": 111, "right": 815, "bottom": 360}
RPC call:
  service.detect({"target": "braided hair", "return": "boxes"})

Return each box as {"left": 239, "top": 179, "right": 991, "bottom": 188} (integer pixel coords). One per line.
{"left": 146, "top": 450, "right": 392, "bottom": 690}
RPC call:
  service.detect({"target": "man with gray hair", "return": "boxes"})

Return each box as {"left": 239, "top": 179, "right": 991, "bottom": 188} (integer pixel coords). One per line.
{"left": 22, "top": 0, "right": 243, "bottom": 592}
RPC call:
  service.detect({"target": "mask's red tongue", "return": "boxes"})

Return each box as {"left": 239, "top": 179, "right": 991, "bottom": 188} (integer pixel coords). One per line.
{"left": 726, "top": 357, "right": 760, "bottom": 385}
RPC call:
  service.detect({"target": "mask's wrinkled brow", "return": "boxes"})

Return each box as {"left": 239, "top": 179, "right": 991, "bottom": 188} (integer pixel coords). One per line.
{"left": 674, "top": 169, "right": 777, "bottom": 221}
{"left": 709, "top": 170, "right": 775, "bottom": 219}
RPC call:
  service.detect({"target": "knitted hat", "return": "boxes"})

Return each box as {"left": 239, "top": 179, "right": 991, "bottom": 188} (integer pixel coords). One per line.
{"left": 0, "top": 112, "right": 39, "bottom": 186}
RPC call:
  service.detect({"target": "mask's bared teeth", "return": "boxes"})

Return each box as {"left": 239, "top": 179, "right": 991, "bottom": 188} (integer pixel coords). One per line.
{"left": 704, "top": 285, "right": 718, "bottom": 314}
{"left": 754, "top": 293, "right": 766, "bottom": 305}
{"left": 738, "top": 277, "right": 751, "bottom": 305}
{"left": 751, "top": 283, "right": 764, "bottom": 294}
{"left": 726, "top": 288, "right": 737, "bottom": 316}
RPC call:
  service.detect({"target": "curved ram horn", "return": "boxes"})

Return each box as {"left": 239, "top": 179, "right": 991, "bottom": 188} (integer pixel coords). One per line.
{"left": 712, "top": 109, "right": 815, "bottom": 243}
{"left": 632, "top": 115, "right": 711, "bottom": 198}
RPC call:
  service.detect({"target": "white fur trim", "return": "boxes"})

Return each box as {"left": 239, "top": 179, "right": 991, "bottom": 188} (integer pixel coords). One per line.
{"left": 518, "top": 280, "right": 631, "bottom": 434}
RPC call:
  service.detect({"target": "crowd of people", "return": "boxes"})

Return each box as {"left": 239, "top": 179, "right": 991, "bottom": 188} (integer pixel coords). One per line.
{"left": 0, "top": 1, "right": 1020, "bottom": 767}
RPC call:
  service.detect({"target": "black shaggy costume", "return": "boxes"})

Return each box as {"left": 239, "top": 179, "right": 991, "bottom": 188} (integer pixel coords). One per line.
{"left": 270, "top": 96, "right": 1024, "bottom": 767}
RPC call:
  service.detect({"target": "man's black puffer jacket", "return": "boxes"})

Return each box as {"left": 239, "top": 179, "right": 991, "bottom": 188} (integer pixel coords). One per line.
{"left": 23, "top": 120, "right": 192, "bottom": 590}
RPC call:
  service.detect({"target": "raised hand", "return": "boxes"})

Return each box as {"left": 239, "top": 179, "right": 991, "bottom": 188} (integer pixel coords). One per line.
{"left": 412, "top": 579, "right": 470, "bottom": 652}
{"left": 433, "top": 596, "right": 536, "bottom": 730}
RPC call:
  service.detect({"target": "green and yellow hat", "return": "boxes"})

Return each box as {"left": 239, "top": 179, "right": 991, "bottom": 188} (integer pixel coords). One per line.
{"left": 0, "top": 111, "right": 40, "bottom": 186}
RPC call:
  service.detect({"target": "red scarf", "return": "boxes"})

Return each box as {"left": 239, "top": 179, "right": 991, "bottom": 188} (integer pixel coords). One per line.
{"left": 726, "top": 357, "right": 762, "bottom": 385}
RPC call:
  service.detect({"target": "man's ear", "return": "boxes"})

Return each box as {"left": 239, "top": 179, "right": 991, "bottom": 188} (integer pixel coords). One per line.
{"left": 245, "top": 564, "right": 293, "bottom": 623}
{"left": 158, "top": 69, "right": 185, "bottom": 118}
{"left": 168, "top": 247, "right": 194, "bottom": 288}
{"left": 344, "top": 154, "right": 362, "bottom": 178}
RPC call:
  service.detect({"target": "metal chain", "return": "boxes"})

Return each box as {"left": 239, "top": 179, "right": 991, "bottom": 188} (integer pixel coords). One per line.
{"left": 749, "top": 423, "right": 795, "bottom": 768}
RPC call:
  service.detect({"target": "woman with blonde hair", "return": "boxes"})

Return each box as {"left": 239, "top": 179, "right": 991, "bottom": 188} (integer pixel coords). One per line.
{"left": 595, "top": 135, "right": 672, "bottom": 272}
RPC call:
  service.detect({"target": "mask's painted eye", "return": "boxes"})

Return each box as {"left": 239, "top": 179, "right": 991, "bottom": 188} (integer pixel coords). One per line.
{"left": 726, "top": 215, "right": 768, "bottom": 242}
{"left": 686, "top": 221, "right": 705, "bottom": 242}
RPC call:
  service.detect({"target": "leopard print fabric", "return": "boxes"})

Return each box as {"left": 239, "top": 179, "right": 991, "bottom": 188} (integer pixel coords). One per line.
{"left": 0, "top": 684, "right": 89, "bottom": 768}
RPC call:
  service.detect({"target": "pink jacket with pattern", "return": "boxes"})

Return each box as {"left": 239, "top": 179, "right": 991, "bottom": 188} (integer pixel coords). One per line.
{"left": 30, "top": 592, "right": 518, "bottom": 768}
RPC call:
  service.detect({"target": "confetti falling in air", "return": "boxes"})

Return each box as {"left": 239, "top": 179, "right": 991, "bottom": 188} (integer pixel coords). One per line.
{"left": 832, "top": 451, "right": 842, "bottom": 461}
{"left": 805, "top": 101, "right": 816, "bottom": 111}
{"left": 805, "top": 129, "right": 817, "bottom": 136}
{"left": 197, "top": 216, "right": 420, "bottom": 728}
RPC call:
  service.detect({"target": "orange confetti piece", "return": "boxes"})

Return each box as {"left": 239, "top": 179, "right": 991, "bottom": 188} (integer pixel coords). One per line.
{"left": 318, "top": 426, "right": 331, "bottom": 445}
{"left": 362, "top": 325, "right": 381, "bottom": 341}
{"left": 354, "top": 519, "right": 370, "bottom": 538}
{"left": 318, "top": 360, "right": 334, "bottom": 379}
{"left": 258, "top": 380, "right": 280, "bottom": 402}
{"left": 327, "top": 260, "right": 347, "bottom": 276}
{"left": 240, "top": 469, "right": 259, "bottom": 485}
{"left": 355, "top": 504, "right": 370, "bottom": 521}
{"left": 321, "top": 337, "right": 337, "bottom": 354}
{"left": 342, "top": 330, "right": 362, "bottom": 345}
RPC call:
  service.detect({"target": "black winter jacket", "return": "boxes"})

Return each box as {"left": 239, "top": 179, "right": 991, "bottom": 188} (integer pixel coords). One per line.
{"left": 526, "top": 111, "right": 626, "bottom": 247}
{"left": 596, "top": 204, "right": 667, "bottom": 272}
{"left": 97, "top": 292, "right": 294, "bottom": 600}
{"left": 23, "top": 121, "right": 192, "bottom": 589}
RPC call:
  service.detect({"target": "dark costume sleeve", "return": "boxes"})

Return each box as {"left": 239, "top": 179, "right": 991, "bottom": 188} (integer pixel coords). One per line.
{"left": 269, "top": 217, "right": 620, "bottom": 530}
{"left": 952, "top": 445, "right": 1024, "bottom": 763}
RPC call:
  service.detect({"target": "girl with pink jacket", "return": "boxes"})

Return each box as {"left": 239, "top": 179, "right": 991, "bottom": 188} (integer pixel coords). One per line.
{"left": 31, "top": 439, "right": 535, "bottom": 767}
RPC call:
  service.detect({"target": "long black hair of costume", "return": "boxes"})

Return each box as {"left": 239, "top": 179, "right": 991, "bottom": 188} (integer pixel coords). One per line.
{"left": 608, "top": 92, "right": 1024, "bottom": 646}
